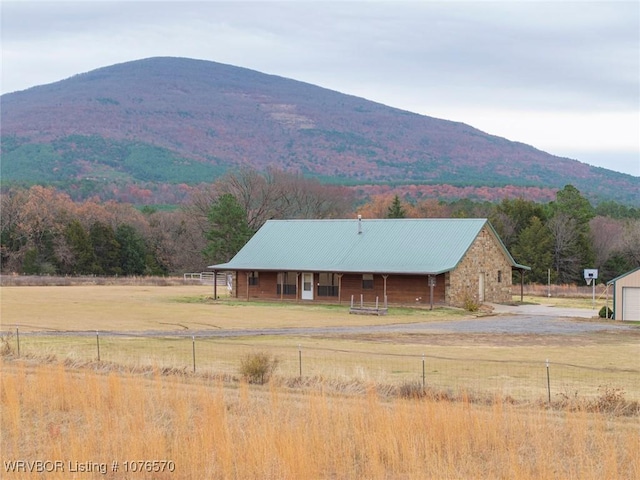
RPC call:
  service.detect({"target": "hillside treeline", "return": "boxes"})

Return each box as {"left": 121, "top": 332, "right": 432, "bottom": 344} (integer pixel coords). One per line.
{"left": 1, "top": 168, "right": 638, "bottom": 284}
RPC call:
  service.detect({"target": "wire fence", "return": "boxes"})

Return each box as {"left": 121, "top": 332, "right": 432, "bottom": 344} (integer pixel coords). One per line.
{"left": 3, "top": 329, "right": 639, "bottom": 403}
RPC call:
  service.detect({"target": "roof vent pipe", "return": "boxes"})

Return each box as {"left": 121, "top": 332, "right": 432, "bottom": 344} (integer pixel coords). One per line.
{"left": 357, "top": 215, "right": 362, "bottom": 234}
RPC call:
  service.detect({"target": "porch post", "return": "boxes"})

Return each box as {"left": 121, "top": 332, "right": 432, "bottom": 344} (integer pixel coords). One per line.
{"left": 428, "top": 275, "right": 434, "bottom": 310}
{"left": 520, "top": 269, "right": 524, "bottom": 302}
{"left": 382, "top": 275, "right": 388, "bottom": 300}
{"left": 213, "top": 270, "right": 217, "bottom": 300}
{"left": 246, "top": 272, "right": 250, "bottom": 301}
{"left": 337, "top": 273, "right": 343, "bottom": 304}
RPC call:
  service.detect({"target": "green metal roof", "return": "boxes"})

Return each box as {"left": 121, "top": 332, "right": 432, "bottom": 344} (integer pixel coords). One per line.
{"left": 209, "top": 218, "right": 528, "bottom": 274}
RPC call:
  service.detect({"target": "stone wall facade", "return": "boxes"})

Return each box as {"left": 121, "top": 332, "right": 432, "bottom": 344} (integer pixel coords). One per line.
{"left": 447, "top": 225, "right": 513, "bottom": 306}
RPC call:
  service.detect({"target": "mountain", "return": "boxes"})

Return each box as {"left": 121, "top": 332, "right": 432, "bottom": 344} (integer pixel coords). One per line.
{"left": 1, "top": 56, "right": 638, "bottom": 205}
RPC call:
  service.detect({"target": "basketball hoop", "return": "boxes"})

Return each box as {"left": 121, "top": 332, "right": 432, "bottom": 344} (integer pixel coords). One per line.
{"left": 584, "top": 269, "right": 598, "bottom": 309}
{"left": 584, "top": 269, "right": 598, "bottom": 285}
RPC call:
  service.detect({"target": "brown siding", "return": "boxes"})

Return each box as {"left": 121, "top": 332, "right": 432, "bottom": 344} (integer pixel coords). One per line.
{"left": 340, "top": 273, "right": 445, "bottom": 305}
{"left": 236, "top": 271, "right": 299, "bottom": 301}
{"left": 233, "top": 271, "right": 445, "bottom": 305}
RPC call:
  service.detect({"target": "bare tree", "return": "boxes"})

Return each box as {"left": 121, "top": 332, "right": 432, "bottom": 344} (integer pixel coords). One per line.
{"left": 489, "top": 211, "right": 518, "bottom": 249}
{"left": 589, "top": 216, "right": 625, "bottom": 267}
{"left": 145, "top": 210, "right": 209, "bottom": 273}
{"left": 1, "top": 188, "right": 29, "bottom": 272}
{"left": 216, "top": 167, "right": 280, "bottom": 231}
{"left": 414, "top": 198, "right": 451, "bottom": 219}
{"left": 269, "top": 168, "right": 354, "bottom": 219}
{"left": 215, "top": 167, "right": 354, "bottom": 230}
{"left": 620, "top": 219, "right": 640, "bottom": 267}
{"left": 547, "top": 212, "right": 581, "bottom": 283}
{"left": 181, "top": 184, "right": 220, "bottom": 237}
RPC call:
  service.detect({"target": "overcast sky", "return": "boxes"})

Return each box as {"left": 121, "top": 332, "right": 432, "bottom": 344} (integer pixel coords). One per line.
{"left": 2, "top": 1, "right": 638, "bottom": 176}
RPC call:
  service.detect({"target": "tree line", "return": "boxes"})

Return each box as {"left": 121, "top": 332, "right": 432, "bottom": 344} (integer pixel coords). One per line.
{"left": 1, "top": 168, "right": 638, "bottom": 284}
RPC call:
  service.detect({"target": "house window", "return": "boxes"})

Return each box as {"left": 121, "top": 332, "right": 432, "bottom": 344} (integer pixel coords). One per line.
{"left": 318, "top": 273, "right": 339, "bottom": 297}
{"left": 276, "top": 271, "right": 297, "bottom": 295}
{"left": 497, "top": 270, "right": 502, "bottom": 283}
{"left": 362, "top": 274, "right": 374, "bottom": 289}
{"left": 248, "top": 271, "right": 259, "bottom": 286}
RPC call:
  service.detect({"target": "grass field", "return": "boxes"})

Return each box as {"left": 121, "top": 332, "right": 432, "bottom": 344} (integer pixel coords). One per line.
{"left": 0, "top": 284, "right": 469, "bottom": 332}
{"left": 1, "top": 360, "right": 639, "bottom": 479}
{"left": 1, "top": 281, "right": 639, "bottom": 478}
{"left": 1, "top": 283, "right": 639, "bottom": 400}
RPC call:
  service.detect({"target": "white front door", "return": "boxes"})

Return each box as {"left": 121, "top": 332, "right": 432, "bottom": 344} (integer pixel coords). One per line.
{"left": 301, "top": 273, "right": 314, "bottom": 300}
{"left": 478, "top": 273, "right": 485, "bottom": 303}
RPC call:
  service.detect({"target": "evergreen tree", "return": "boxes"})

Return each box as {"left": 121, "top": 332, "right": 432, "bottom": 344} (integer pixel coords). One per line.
{"left": 63, "top": 220, "right": 97, "bottom": 274}
{"left": 204, "top": 194, "right": 253, "bottom": 264}
{"left": 21, "top": 249, "right": 41, "bottom": 275}
{"left": 490, "top": 198, "right": 547, "bottom": 249}
{"left": 90, "top": 222, "right": 121, "bottom": 275}
{"left": 386, "top": 195, "right": 407, "bottom": 218}
{"left": 551, "top": 184, "right": 595, "bottom": 226}
{"left": 600, "top": 253, "right": 634, "bottom": 281}
{"left": 115, "top": 224, "right": 147, "bottom": 275}
{"left": 547, "top": 185, "right": 595, "bottom": 282}
{"left": 511, "top": 217, "right": 554, "bottom": 284}
{"left": 21, "top": 230, "right": 58, "bottom": 274}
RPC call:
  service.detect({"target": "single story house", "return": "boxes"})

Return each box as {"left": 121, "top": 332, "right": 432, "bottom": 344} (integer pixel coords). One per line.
{"left": 606, "top": 267, "right": 640, "bottom": 321}
{"left": 209, "top": 218, "right": 530, "bottom": 307}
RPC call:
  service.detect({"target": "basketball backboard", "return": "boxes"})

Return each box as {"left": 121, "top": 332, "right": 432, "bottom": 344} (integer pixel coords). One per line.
{"left": 583, "top": 269, "right": 598, "bottom": 285}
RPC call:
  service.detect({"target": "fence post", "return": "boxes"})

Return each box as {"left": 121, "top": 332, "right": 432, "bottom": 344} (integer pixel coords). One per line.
{"left": 15, "top": 327, "right": 20, "bottom": 357}
{"left": 96, "top": 331, "right": 100, "bottom": 362}
{"left": 192, "top": 336, "right": 196, "bottom": 373}
{"left": 422, "top": 354, "right": 426, "bottom": 389}
{"left": 546, "top": 359, "right": 551, "bottom": 404}
{"left": 298, "top": 344, "right": 302, "bottom": 377}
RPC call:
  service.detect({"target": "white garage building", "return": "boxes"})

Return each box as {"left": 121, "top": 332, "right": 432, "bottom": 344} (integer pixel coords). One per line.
{"left": 607, "top": 267, "right": 640, "bottom": 321}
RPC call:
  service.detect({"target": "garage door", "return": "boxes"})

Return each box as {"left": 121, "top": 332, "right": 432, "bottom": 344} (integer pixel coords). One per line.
{"left": 622, "top": 287, "right": 640, "bottom": 321}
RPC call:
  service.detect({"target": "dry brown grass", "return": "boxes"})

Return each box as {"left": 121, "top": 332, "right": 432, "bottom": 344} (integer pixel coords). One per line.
{"left": 2, "top": 283, "right": 639, "bottom": 402}
{"left": 2, "top": 279, "right": 638, "bottom": 479}
{"left": 6, "top": 331, "right": 639, "bottom": 402}
{"left": 1, "top": 358, "right": 638, "bottom": 480}
{"left": 0, "top": 284, "right": 466, "bottom": 332}
{"left": 0, "top": 275, "right": 189, "bottom": 287}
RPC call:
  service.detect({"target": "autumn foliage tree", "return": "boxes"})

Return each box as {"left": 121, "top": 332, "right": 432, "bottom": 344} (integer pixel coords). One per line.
{"left": 1, "top": 181, "right": 637, "bottom": 283}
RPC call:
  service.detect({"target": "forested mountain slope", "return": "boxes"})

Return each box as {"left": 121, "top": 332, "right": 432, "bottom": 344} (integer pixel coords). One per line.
{"left": 1, "top": 57, "right": 638, "bottom": 205}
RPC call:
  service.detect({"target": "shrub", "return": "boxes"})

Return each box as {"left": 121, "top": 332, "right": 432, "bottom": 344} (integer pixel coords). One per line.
{"left": 239, "top": 351, "right": 279, "bottom": 384}
{"left": 463, "top": 295, "right": 480, "bottom": 312}
{"left": 590, "top": 385, "right": 639, "bottom": 415}
{"left": 398, "top": 381, "right": 426, "bottom": 399}
{"left": 0, "top": 332, "right": 15, "bottom": 357}
{"left": 598, "top": 306, "right": 613, "bottom": 318}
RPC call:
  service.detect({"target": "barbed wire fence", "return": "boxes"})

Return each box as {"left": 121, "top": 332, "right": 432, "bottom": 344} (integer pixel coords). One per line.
{"left": 2, "top": 328, "right": 639, "bottom": 403}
